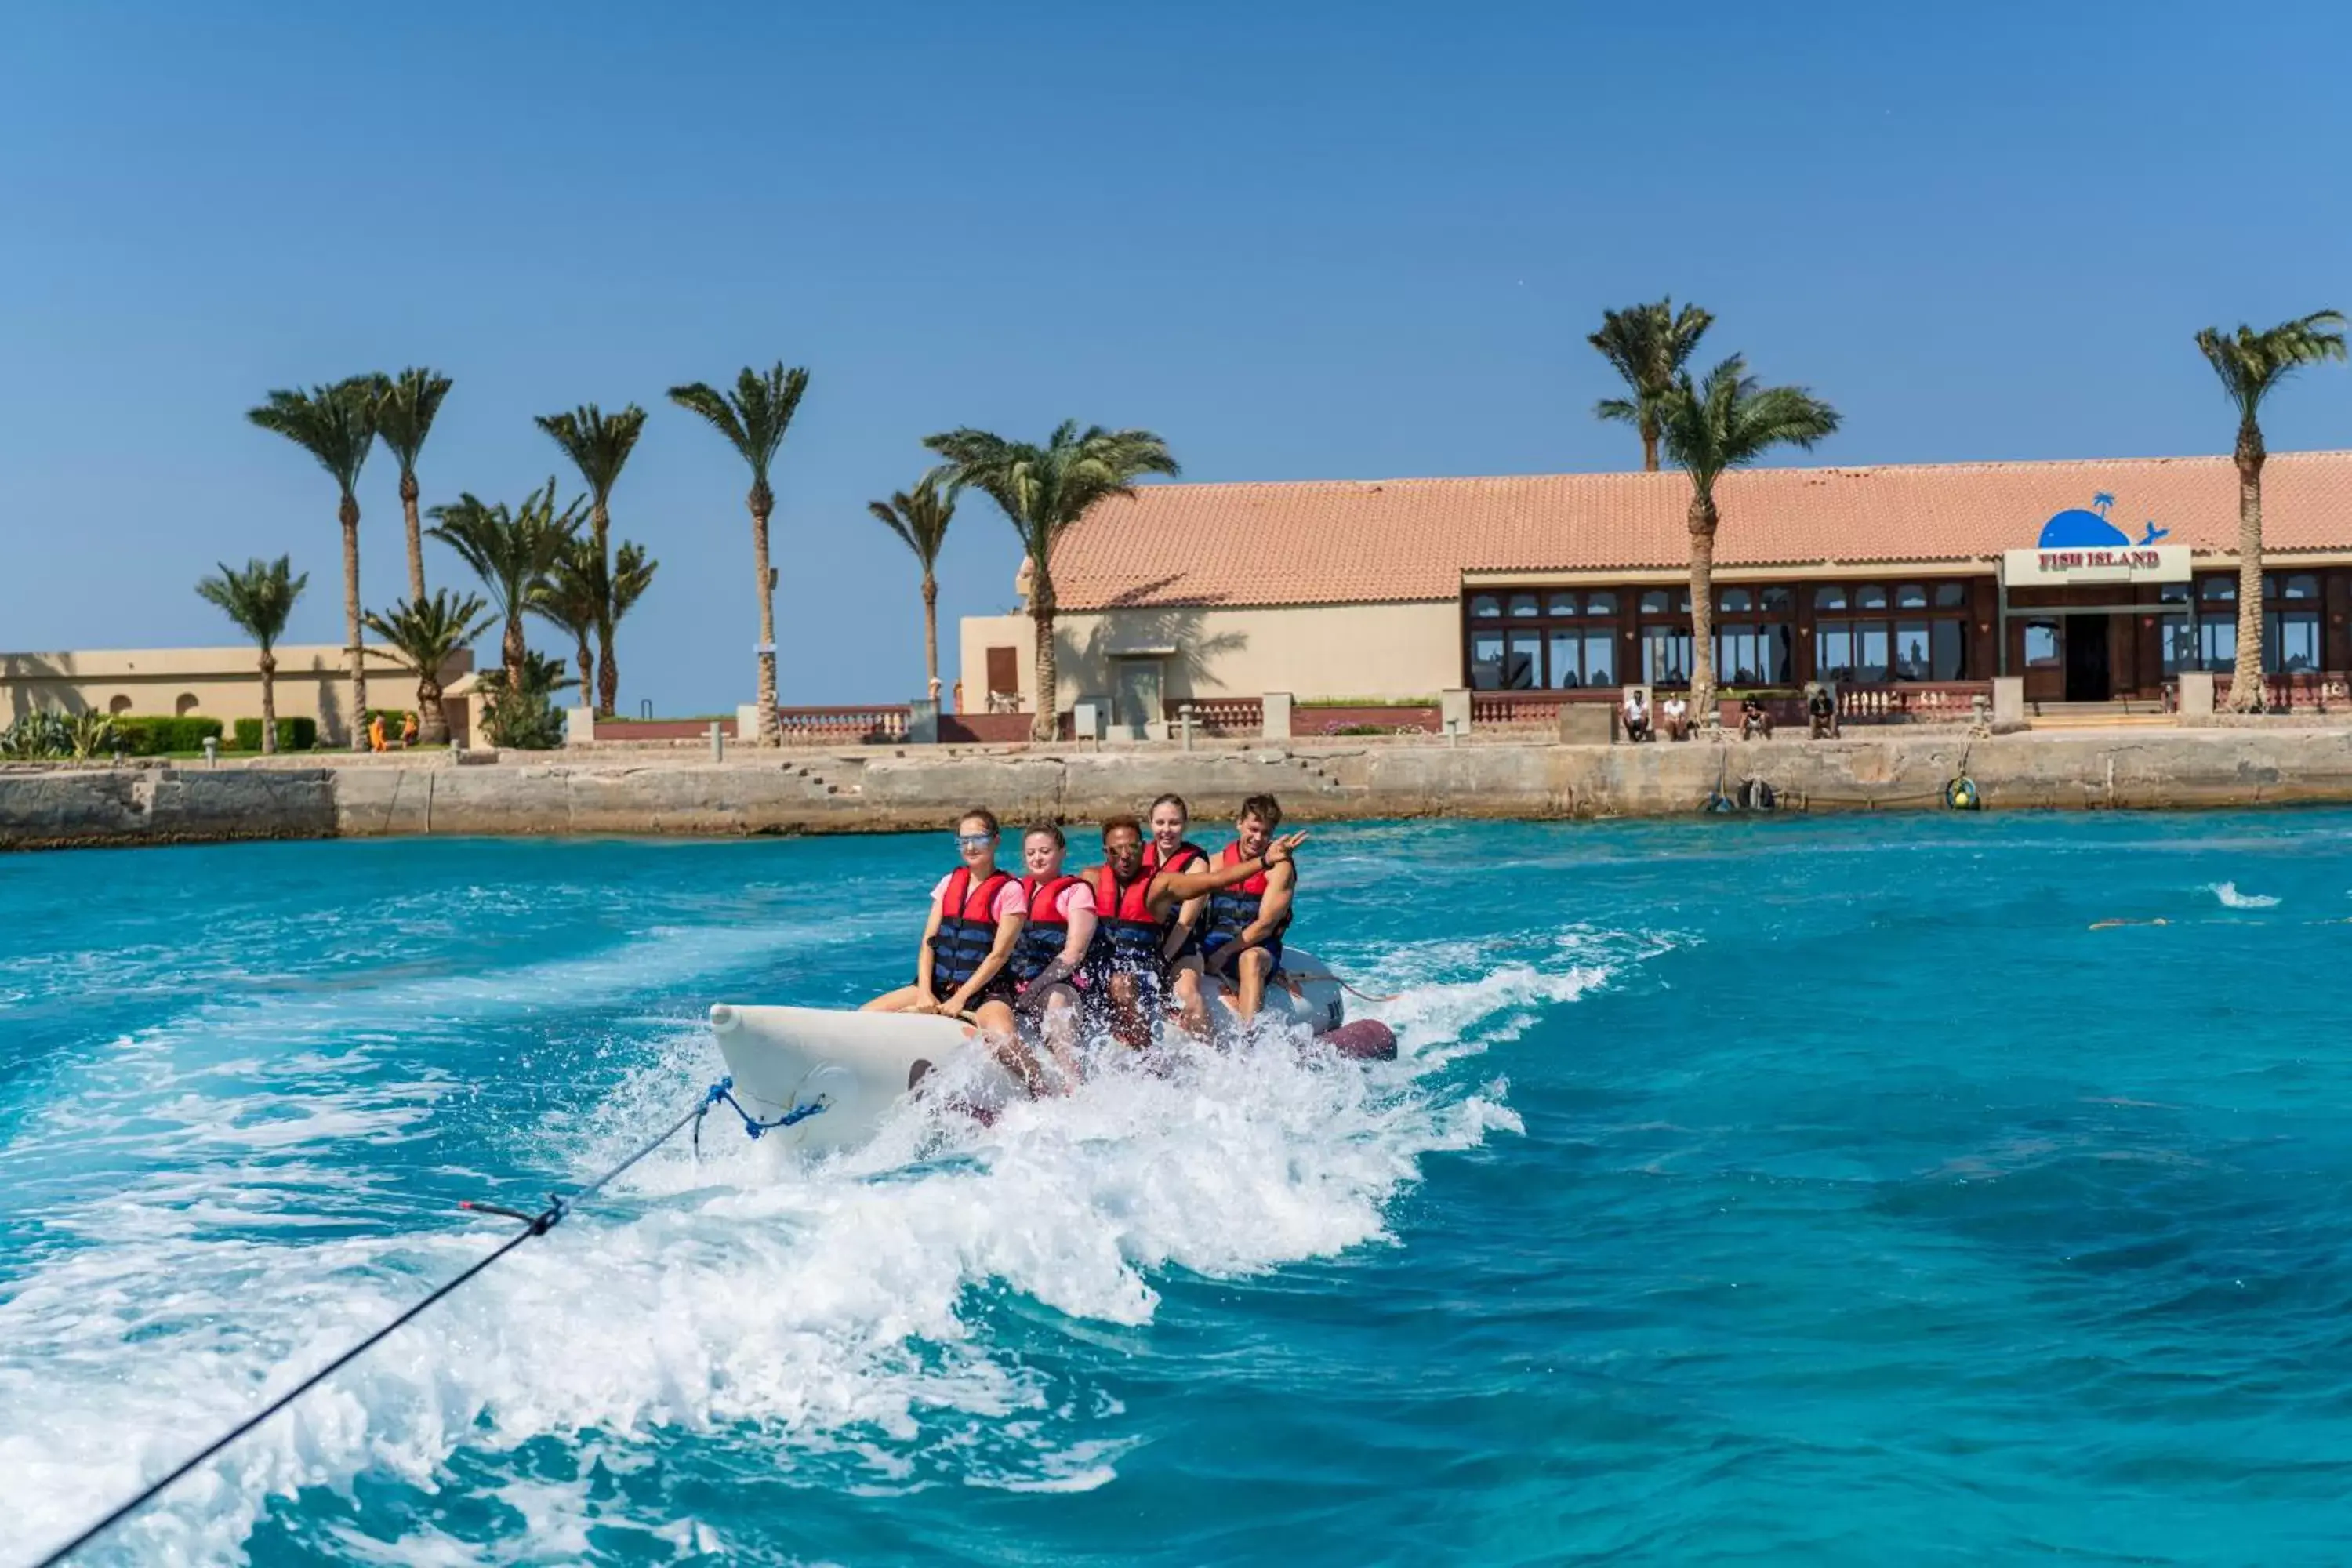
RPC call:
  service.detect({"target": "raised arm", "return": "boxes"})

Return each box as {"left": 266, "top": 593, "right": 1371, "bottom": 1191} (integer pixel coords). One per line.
{"left": 1149, "top": 832, "right": 1307, "bottom": 909}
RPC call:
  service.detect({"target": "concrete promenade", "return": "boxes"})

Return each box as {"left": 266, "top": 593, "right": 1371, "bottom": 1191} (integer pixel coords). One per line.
{"left": 10, "top": 728, "right": 2352, "bottom": 851}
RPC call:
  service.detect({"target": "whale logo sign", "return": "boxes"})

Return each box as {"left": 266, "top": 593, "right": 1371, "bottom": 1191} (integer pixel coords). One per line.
{"left": 2038, "top": 492, "right": 2169, "bottom": 549}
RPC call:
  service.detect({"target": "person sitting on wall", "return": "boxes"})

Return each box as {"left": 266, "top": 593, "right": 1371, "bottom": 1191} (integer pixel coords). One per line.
{"left": 368, "top": 713, "right": 387, "bottom": 753}
{"left": 1661, "top": 692, "right": 1690, "bottom": 742}
{"left": 1622, "top": 688, "right": 1652, "bottom": 742}
{"left": 400, "top": 711, "right": 419, "bottom": 748}
{"left": 1740, "top": 695, "right": 1773, "bottom": 740}
{"left": 1806, "top": 683, "right": 1839, "bottom": 740}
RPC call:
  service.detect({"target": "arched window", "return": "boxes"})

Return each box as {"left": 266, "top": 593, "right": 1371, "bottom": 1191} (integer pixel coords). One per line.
{"left": 2201, "top": 576, "right": 2235, "bottom": 602}
{"left": 1761, "top": 586, "right": 1793, "bottom": 612}
{"left": 1719, "top": 587, "right": 1751, "bottom": 613}
{"left": 1508, "top": 593, "right": 1539, "bottom": 618}
{"left": 108, "top": 695, "right": 132, "bottom": 715}
{"left": 1548, "top": 592, "right": 1578, "bottom": 617}
{"left": 1856, "top": 585, "right": 1888, "bottom": 610}
{"left": 1470, "top": 595, "right": 1501, "bottom": 619}
{"left": 174, "top": 693, "right": 200, "bottom": 717}
{"left": 2284, "top": 574, "right": 2320, "bottom": 601}
{"left": 1586, "top": 591, "right": 1617, "bottom": 616}
{"left": 1934, "top": 583, "right": 1968, "bottom": 608}
{"left": 1896, "top": 583, "right": 1927, "bottom": 609}
{"left": 1815, "top": 586, "right": 1847, "bottom": 611}
{"left": 1639, "top": 590, "right": 1669, "bottom": 615}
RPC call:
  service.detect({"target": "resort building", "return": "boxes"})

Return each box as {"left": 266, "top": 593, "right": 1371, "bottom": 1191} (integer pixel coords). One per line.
{"left": 0, "top": 645, "right": 473, "bottom": 745}
{"left": 957, "top": 450, "right": 2352, "bottom": 730}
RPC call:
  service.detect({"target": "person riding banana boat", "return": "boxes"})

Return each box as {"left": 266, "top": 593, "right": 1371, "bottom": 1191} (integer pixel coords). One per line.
{"left": 1143, "top": 793, "right": 1214, "bottom": 1037}
{"left": 1088, "top": 813, "right": 1308, "bottom": 1047}
{"left": 1200, "top": 793, "right": 1295, "bottom": 1025}
{"left": 1004, "top": 822, "right": 1097, "bottom": 1083}
{"left": 861, "top": 806, "right": 1051, "bottom": 1094}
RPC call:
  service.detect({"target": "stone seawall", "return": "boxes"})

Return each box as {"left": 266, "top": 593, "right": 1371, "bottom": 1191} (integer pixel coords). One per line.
{"left": 11, "top": 729, "right": 2352, "bottom": 850}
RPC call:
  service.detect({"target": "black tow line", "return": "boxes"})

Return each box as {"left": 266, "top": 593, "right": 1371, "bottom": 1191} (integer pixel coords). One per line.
{"left": 33, "top": 1080, "right": 822, "bottom": 1568}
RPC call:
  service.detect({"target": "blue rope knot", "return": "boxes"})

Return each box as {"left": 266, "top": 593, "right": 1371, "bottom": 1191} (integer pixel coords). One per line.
{"left": 695, "top": 1078, "right": 827, "bottom": 1145}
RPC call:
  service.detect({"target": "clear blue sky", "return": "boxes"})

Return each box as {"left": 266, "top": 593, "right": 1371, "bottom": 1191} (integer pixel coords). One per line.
{"left": 4, "top": 1, "right": 2348, "bottom": 712}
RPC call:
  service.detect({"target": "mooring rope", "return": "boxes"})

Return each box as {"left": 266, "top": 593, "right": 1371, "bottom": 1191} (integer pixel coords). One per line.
{"left": 33, "top": 1079, "right": 823, "bottom": 1568}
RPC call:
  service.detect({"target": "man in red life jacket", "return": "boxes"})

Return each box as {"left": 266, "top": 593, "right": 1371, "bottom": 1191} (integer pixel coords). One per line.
{"left": 1088, "top": 815, "right": 1308, "bottom": 1048}
{"left": 1007, "top": 823, "right": 1096, "bottom": 1085}
{"left": 862, "top": 806, "right": 1045, "bottom": 1094}
{"left": 1200, "top": 793, "right": 1297, "bottom": 1025}
{"left": 1144, "top": 793, "right": 1213, "bottom": 1037}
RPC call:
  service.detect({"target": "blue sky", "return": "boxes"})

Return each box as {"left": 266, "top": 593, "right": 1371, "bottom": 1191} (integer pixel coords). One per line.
{"left": 3, "top": 1, "right": 2348, "bottom": 711}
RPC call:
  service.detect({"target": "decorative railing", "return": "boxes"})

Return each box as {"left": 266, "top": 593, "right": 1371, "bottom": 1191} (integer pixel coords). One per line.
{"left": 1836, "top": 681, "right": 1991, "bottom": 721}
{"left": 1303, "top": 702, "right": 1441, "bottom": 735}
{"left": 1470, "top": 690, "right": 1617, "bottom": 728}
{"left": 2209, "top": 673, "right": 2352, "bottom": 712}
{"left": 1166, "top": 697, "right": 1263, "bottom": 734}
{"left": 776, "top": 705, "right": 910, "bottom": 744}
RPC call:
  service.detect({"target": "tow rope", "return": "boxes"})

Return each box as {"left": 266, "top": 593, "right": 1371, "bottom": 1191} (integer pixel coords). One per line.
{"left": 31, "top": 1079, "right": 826, "bottom": 1568}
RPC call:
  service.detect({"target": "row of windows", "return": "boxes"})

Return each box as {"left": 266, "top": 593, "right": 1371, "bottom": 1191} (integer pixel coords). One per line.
{"left": 2157, "top": 573, "right": 2323, "bottom": 604}
{"left": 1468, "top": 619, "right": 1969, "bottom": 689}
{"left": 1468, "top": 582, "right": 1971, "bottom": 620}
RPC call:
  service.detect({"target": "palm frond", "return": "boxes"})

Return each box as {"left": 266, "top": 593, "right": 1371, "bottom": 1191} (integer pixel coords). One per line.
{"left": 2196, "top": 309, "right": 2349, "bottom": 423}
{"left": 534, "top": 403, "right": 648, "bottom": 503}
{"left": 867, "top": 470, "right": 959, "bottom": 571}
{"left": 426, "top": 478, "right": 585, "bottom": 622}
{"left": 246, "top": 376, "right": 381, "bottom": 493}
{"left": 666, "top": 363, "right": 811, "bottom": 488}
{"left": 1661, "top": 354, "right": 1841, "bottom": 497}
{"left": 374, "top": 367, "right": 453, "bottom": 475}
{"left": 364, "top": 589, "right": 492, "bottom": 673}
{"left": 923, "top": 422, "right": 1177, "bottom": 597}
{"left": 195, "top": 555, "right": 308, "bottom": 652}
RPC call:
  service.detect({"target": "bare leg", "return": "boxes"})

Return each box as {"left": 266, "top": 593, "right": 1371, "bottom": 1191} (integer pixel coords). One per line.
{"left": 973, "top": 997, "right": 1047, "bottom": 1097}
{"left": 1035, "top": 984, "right": 1083, "bottom": 1087}
{"left": 863, "top": 984, "right": 932, "bottom": 1013}
{"left": 1234, "top": 947, "right": 1274, "bottom": 1024}
{"left": 1168, "top": 957, "right": 1210, "bottom": 1040}
{"left": 1105, "top": 973, "right": 1151, "bottom": 1051}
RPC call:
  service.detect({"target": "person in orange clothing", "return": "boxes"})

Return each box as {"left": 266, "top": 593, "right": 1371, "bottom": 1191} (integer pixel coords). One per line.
{"left": 368, "top": 713, "right": 387, "bottom": 753}
{"left": 400, "top": 711, "right": 419, "bottom": 747}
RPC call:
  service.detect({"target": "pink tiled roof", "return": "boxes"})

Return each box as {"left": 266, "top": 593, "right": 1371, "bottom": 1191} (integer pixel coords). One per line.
{"left": 1051, "top": 451, "right": 2352, "bottom": 610}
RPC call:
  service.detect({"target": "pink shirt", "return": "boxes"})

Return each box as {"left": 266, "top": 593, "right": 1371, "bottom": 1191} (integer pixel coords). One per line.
{"left": 931, "top": 871, "right": 1028, "bottom": 923}
{"left": 1046, "top": 880, "right": 1097, "bottom": 921}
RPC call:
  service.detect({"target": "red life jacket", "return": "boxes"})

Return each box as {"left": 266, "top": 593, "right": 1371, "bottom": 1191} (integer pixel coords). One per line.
{"left": 1089, "top": 862, "right": 1162, "bottom": 975}
{"left": 1144, "top": 838, "right": 1209, "bottom": 956}
{"left": 1010, "top": 872, "right": 1081, "bottom": 983}
{"left": 928, "top": 866, "right": 1014, "bottom": 996}
{"left": 1203, "top": 840, "right": 1290, "bottom": 956}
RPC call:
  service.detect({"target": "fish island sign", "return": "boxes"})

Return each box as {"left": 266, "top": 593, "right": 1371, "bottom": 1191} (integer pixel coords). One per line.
{"left": 2000, "top": 492, "right": 2190, "bottom": 586}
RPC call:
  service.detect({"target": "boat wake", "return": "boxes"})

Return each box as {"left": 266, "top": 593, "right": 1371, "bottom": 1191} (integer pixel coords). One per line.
{"left": 0, "top": 931, "right": 1639, "bottom": 1566}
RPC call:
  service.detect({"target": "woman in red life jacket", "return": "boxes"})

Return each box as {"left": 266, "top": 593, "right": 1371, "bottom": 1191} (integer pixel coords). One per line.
{"left": 1008, "top": 823, "right": 1096, "bottom": 1084}
{"left": 1201, "top": 793, "right": 1297, "bottom": 1026}
{"left": 1145, "top": 793, "right": 1213, "bottom": 1037}
{"left": 862, "top": 807, "right": 1044, "bottom": 1092}
{"left": 1089, "top": 815, "right": 1308, "bottom": 1048}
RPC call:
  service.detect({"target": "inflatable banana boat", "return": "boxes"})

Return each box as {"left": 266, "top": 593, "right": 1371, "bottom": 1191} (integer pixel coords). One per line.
{"left": 706, "top": 951, "right": 1395, "bottom": 1152}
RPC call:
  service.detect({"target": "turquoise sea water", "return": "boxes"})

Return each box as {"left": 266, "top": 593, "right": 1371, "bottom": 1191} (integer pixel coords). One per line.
{"left": 5, "top": 815, "right": 2352, "bottom": 1565}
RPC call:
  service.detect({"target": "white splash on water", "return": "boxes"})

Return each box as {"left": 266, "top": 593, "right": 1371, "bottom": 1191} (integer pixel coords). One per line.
{"left": 0, "top": 931, "right": 1639, "bottom": 1566}
{"left": 2207, "top": 881, "right": 2281, "bottom": 909}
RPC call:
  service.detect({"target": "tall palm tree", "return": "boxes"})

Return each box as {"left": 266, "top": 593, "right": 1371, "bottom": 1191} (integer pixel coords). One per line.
{"left": 531, "top": 534, "right": 658, "bottom": 705}
{"left": 426, "top": 479, "right": 584, "bottom": 693}
{"left": 666, "top": 364, "right": 811, "bottom": 745}
{"left": 926, "top": 422, "right": 1179, "bottom": 740}
{"left": 373, "top": 367, "right": 453, "bottom": 602}
{"left": 2194, "top": 310, "right": 2347, "bottom": 710}
{"left": 868, "top": 470, "right": 959, "bottom": 701}
{"left": 363, "top": 590, "right": 492, "bottom": 746}
{"left": 1590, "top": 299, "right": 1715, "bottom": 472}
{"left": 534, "top": 403, "right": 648, "bottom": 717}
{"left": 1660, "top": 355, "right": 1840, "bottom": 713}
{"left": 247, "top": 377, "right": 380, "bottom": 749}
{"left": 194, "top": 556, "right": 307, "bottom": 754}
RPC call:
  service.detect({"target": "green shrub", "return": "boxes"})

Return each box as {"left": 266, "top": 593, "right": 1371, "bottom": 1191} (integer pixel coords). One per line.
{"left": 113, "top": 715, "right": 226, "bottom": 756}
{"left": 232, "top": 717, "right": 318, "bottom": 751}
{"left": 475, "top": 655, "right": 569, "bottom": 750}
{"left": 1, "top": 710, "right": 73, "bottom": 759}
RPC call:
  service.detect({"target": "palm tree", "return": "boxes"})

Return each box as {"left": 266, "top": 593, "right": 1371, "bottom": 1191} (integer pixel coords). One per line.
{"left": 868, "top": 470, "right": 959, "bottom": 701}
{"left": 373, "top": 368, "right": 453, "bottom": 602}
{"left": 363, "top": 590, "right": 492, "bottom": 746}
{"left": 532, "top": 534, "right": 658, "bottom": 704}
{"left": 2194, "top": 310, "right": 2347, "bottom": 710}
{"left": 247, "top": 377, "right": 380, "bottom": 749}
{"left": 666, "top": 364, "right": 811, "bottom": 746}
{"left": 925, "top": 422, "right": 1180, "bottom": 740}
{"left": 1660, "top": 355, "right": 1840, "bottom": 713}
{"left": 194, "top": 556, "right": 307, "bottom": 754}
{"left": 1590, "top": 299, "right": 1715, "bottom": 472}
{"left": 426, "top": 479, "right": 583, "bottom": 693}
{"left": 534, "top": 403, "right": 648, "bottom": 717}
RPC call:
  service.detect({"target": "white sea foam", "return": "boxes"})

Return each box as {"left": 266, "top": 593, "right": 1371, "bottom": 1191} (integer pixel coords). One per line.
{"left": 2207, "top": 881, "right": 2282, "bottom": 909}
{"left": 0, "top": 928, "right": 1642, "bottom": 1566}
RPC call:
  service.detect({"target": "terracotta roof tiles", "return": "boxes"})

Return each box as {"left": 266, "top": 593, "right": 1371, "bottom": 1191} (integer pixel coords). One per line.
{"left": 1051, "top": 451, "right": 2352, "bottom": 610}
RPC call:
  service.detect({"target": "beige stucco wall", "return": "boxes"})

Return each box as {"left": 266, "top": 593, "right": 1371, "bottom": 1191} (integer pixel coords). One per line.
{"left": 958, "top": 601, "right": 1459, "bottom": 712}
{"left": 2, "top": 645, "right": 472, "bottom": 744}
